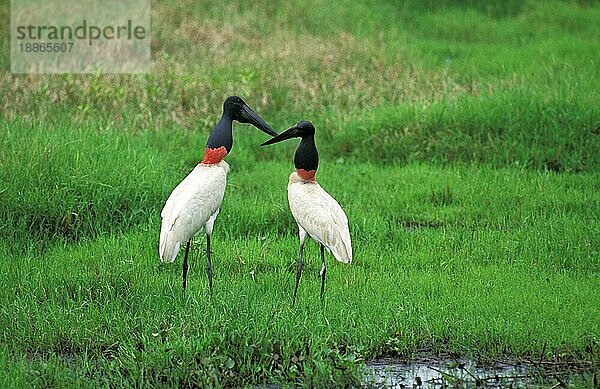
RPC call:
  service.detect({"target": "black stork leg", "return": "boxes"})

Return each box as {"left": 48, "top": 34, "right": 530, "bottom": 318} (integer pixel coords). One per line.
{"left": 320, "top": 244, "right": 326, "bottom": 303}
{"left": 182, "top": 240, "right": 191, "bottom": 293}
{"left": 292, "top": 242, "right": 304, "bottom": 307}
{"left": 206, "top": 234, "right": 213, "bottom": 299}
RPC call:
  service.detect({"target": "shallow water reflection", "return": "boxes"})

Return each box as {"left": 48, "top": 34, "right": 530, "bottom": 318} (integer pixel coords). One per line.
{"left": 362, "top": 356, "right": 584, "bottom": 388}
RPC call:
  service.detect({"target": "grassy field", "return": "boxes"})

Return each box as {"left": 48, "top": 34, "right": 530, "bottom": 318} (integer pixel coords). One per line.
{"left": 1, "top": 0, "right": 599, "bottom": 386}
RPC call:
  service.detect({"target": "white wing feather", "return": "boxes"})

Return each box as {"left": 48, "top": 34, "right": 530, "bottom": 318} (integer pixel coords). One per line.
{"left": 288, "top": 175, "right": 352, "bottom": 263}
{"left": 159, "top": 161, "right": 229, "bottom": 262}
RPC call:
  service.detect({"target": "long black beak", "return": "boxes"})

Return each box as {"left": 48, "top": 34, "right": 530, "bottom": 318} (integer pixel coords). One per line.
{"left": 261, "top": 126, "right": 299, "bottom": 146}
{"left": 240, "top": 104, "right": 278, "bottom": 137}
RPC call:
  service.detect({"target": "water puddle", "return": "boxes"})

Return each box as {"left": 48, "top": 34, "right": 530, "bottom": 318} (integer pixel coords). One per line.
{"left": 362, "top": 356, "right": 594, "bottom": 388}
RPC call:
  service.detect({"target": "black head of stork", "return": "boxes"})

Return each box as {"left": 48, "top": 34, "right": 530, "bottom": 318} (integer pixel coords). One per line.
{"left": 261, "top": 120, "right": 319, "bottom": 181}
{"left": 203, "top": 96, "right": 277, "bottom": 164}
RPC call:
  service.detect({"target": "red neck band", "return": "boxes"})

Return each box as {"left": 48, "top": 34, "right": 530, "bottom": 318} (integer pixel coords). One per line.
{"left": 201, "top": 146, "right": 228, "bottom": 164}
{"left": 296, "top": 168, "right": 316, "bottom": 181}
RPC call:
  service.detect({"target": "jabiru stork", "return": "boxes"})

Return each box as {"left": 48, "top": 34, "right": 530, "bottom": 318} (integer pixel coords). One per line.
{"left": 261, "top": 120, "right": 352, "bottom": 305}
{"left": 160, "top": 96, "right": 277, "bottom": 294}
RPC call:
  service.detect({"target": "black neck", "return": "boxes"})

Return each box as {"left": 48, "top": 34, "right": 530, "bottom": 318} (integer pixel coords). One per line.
{"left": 206, "top": 113, "right": 233, "bottom": 152}
{"left": 294, "top": 136, "right": 319, "bottom": 172}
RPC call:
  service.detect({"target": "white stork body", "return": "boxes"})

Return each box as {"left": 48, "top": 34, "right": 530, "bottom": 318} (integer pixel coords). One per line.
{"left": 287, "top": 172, "right": 352, "bottom": 264}
{"left": 159, "top": 96, "right": 276, "bottom": 294}
{"left": 159, "top": 161, "right": 229, "bottom": 263}
{"left": 260, "top": 120, "right": 352, "bottom": 304}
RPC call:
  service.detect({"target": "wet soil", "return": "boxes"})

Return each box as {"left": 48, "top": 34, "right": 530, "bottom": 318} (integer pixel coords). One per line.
{"left": 363, "top": 354, "right": 597, "bottom": 388}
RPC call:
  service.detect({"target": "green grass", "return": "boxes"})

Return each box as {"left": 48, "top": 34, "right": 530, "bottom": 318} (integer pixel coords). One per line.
{"left": 1, "top": 0, "right": 599, "bottom": 386}
{"left": 1, "top": 121, "right": 598, "bottom": 386}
